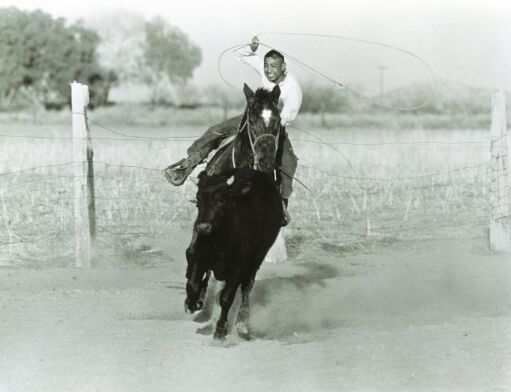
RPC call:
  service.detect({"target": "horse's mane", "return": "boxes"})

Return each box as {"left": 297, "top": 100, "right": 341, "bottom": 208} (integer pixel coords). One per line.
{"left": 254, "top": 88, "right": 275, "bottom": 103}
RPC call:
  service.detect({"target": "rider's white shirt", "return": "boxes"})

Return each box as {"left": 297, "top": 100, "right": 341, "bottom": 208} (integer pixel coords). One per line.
{"left": 233, "top": 46, "right": 302, "bottom": 127}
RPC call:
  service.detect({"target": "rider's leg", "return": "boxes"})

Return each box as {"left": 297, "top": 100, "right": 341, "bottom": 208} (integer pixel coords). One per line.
{"left": 165, "top": 115, "right": 243, "bottom": 185}
{"left": 186, "top": 115, "right": 243, "bottom": 162}
{"left": 280, "top": 135, "right": 298, "bottom": 226}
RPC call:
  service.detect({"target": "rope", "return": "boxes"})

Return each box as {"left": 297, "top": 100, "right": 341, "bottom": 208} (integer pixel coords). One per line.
{"left": 279, "top": 167, "right": 311, "bottom": 192}
{"left": 217, "top": 43, "right": 249, "bottom": 90}
{"left": 255, "top": 32, "right": 437, "bottom": 111}
{"left": 217, "top": 34, "right": 437, "bottom": 111}
{"left": 289, "top": 124, "right": 364, "bottom": 183}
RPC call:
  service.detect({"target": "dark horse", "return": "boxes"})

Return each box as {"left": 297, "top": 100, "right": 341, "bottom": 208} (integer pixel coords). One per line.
{"left": 184, "top": 83, "right": 284, "bottom": 339}
{"left": 205, "top": 83, "right": 283, "bottom": 175}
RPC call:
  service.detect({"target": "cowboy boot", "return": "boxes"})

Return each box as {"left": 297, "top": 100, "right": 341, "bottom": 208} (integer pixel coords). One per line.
{"left": 164, "top": 153, "right": 203, "bottom": 186}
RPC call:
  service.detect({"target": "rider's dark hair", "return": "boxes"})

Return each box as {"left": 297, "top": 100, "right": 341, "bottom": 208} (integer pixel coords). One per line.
{"left": 264, "top": 50, "right": 285, "bottom": 62}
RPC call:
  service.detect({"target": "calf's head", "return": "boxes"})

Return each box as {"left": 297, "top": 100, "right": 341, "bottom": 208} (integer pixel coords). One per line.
{"left": 194, "top": 172, "right": 231, "bottom": 235}
{"left": 193, "top": 170, "right": 254, "bottom": 234}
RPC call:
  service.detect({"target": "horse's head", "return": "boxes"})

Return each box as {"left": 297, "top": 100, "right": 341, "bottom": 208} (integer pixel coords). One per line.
{"left": 243, "top": 83, "right": 281, "bottom": 172}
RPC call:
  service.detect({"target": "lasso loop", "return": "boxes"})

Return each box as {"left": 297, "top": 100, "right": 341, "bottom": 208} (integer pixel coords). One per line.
{"left": 217, "top": 33, "right": 438, "bottom": 111}
{"left": 217, "top": 43, "right": 247, "bottom": 91}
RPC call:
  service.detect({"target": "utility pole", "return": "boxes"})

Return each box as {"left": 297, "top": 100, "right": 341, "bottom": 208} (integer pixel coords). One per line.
{"left": 378, "top": 65, "right": 387, "bottom": 97}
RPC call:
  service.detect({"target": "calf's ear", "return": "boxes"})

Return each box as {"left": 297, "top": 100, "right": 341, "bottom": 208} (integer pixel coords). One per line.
{"left": 231, "top": 180, "right": 253, "bottom": 198}
{"left": 240, "top": 182, "right": 252, "bottom": 195}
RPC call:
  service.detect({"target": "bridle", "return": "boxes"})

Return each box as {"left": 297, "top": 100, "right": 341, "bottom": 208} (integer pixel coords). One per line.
{"left": 232, "top": 109, "right": 281, "bottom": 170}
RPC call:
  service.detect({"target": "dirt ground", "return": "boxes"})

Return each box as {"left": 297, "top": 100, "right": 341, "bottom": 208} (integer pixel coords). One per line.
{"left": 1, "top": 233, "right": 510, "bottom": 392}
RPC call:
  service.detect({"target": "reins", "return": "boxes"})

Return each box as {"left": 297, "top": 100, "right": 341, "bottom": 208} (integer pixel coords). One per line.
{"left": 232, "top": 110, "right": 281, "bottom": 171}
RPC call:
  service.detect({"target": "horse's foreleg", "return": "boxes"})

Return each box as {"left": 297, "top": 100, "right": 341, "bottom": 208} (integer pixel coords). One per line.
{"left": 185, "top": 221, "right": 199, "bottom": 266}
{"left": 236, "top": 276, "right": 255, "bottom": 340}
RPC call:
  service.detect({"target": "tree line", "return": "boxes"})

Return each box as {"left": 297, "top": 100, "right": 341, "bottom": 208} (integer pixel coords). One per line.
{"left": 0, "top": 7, "right": 201, "bottom": 110}
{"left": 0, "top": 7, "right": 501, "bottom": 117}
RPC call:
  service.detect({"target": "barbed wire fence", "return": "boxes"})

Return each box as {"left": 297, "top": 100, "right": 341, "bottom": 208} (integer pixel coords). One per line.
{"left": 0, "top": 84, "right": 508, "bottom": 267}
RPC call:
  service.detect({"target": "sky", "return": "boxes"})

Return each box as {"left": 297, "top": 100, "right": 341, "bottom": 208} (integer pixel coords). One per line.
{"left": 2, "top": 0, "right": 510, "bottom": 91}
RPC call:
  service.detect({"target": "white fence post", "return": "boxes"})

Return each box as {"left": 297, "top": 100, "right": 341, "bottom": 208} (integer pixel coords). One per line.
{"left": 489, "top": 91, "right": 510, "bottom": 251}
{"left": 71, "top": 82, "right": 93, "bottom": 267}
{"left": 264, "top": 230, "right": 288, "bottom": 263}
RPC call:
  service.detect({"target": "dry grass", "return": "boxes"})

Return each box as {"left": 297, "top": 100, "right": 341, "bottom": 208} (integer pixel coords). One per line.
{"left": 0, "top": 108, "right": 492, "bottom": 267}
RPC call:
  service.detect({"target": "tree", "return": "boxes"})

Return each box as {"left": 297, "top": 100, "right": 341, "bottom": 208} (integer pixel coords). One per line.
{"left": 205, "top": 84, "right": 244, "bottom": 119}
{"left": 85, "top": 10, "right": 146, "bottom": 82}
{"left": 301, "top": 82, "right": 353, "bottom": 126}
{"left": 142, "top": 17, "right": 201, "bottom": 104}
{"left": 0, "top": 7, "right": 115, "bottom": 110}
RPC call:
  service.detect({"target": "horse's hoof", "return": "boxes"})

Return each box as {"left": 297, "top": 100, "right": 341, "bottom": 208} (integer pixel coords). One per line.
{"left": 236, "top": 323, "right": 252, "bottom": 341}
{"left": 196, "top": 323, "right": 214, "bottom": 335}
{"left": 193, "top": 309, "right": 212, "bottom": 323}
{"left": 237, "top": 331, "right": 252, "bottom": 341}
{"left": 214, "top": 327, "right": 228, "bottom": 341}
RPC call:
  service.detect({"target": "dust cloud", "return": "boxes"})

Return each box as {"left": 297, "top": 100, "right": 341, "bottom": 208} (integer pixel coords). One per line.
{"left": 248, "top": 239, "right": 511, "bottom": 340}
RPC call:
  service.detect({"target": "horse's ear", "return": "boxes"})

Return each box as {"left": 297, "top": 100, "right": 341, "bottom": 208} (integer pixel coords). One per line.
{"left": 243, "top": 83, "right": 255, "bottom": 104}
{"left": 270, "top": 85, "right": 280, "bottom": 104}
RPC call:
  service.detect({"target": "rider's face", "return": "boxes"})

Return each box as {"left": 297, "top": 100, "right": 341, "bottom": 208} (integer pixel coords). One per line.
{"left": 264, "top": 57, "right": 286, "bottom": 84}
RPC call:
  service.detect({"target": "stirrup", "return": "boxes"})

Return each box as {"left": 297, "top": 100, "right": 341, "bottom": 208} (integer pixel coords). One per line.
{"left": 164, "top": 158, "right": 195, "bottom": 186}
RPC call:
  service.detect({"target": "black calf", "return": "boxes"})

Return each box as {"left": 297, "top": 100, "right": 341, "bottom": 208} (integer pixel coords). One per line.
{"left": 184, "top": 167, "right": 283, "bottom": 340}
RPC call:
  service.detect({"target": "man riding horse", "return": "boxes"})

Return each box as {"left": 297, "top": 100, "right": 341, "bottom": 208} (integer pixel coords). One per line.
{"left": 165, "top": 36, "right": 302, "bottom": 225}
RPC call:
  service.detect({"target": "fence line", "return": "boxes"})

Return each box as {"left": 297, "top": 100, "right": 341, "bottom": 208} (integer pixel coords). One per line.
{"left": 488, "top": 91, "right": 510, "bottom": 251}
{"left": 292, "top": 138, "right": 489, "bottom": 146}
{"left": 0, "top": 161, "right": 85, "bottom": 177}
{"left": 0, "top": 157, "right": 491, "bottom": 184}
{"left": 87, "top": 117, "right": 202, "bottom": 141}
{"left": 0, "top": 130, "right": 490, "bottom": 146}
{"left": 298, "top": 161, "right": 490, "bottom": 182}
{"left": 0, "top": 132, "right": 198, "bottom": 142}
{"left": 0, "top": 89, "right": 508, "bottom": 266}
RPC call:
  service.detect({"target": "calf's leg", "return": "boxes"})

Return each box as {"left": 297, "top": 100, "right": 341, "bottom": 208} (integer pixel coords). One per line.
{"left": 193, "top": 275, "right": 217, "bottom": 323}
{"left": 236, "top": 277, "right": 255, "bottom": 340}
{"left": 214, "top": 282, "right": 239, "bottom": 340}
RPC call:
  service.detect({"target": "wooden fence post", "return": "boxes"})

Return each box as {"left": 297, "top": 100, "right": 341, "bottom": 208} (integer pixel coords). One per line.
{"left": 71, "top": 82, "right": 96, "bottom": 267}
{"left": 489, "top": 91, "right": 510, "bottom": 251}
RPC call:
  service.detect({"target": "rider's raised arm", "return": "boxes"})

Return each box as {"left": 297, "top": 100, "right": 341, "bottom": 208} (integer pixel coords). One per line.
{"left": 232, "top": 45, "right": 264, "bottom": 76}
